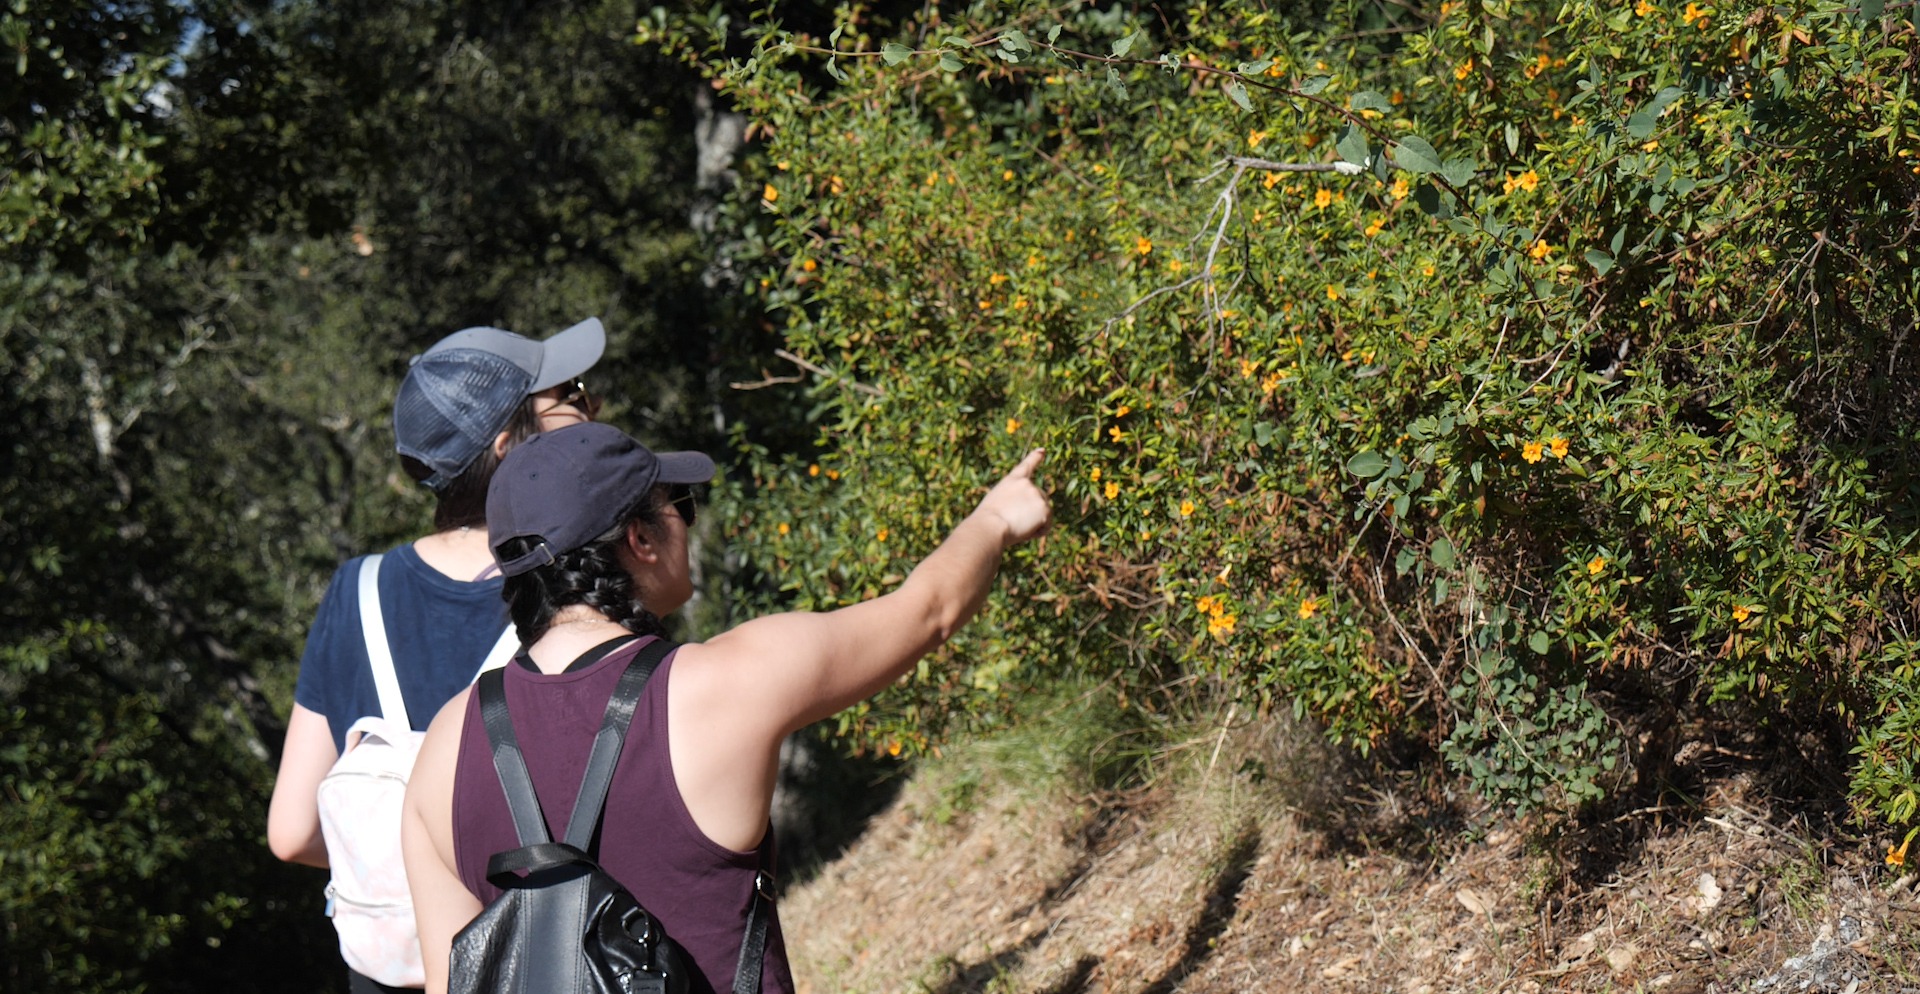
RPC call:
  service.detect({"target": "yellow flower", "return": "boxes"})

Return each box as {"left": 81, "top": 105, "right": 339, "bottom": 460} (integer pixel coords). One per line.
{"left": 801, "top": 258, "right": 817, "bottom": 272}
{"left": 1239, "top": 358, "right": 1258, "bottom": 379}
{"left": 877, "top": 527, "right": 890, "bottom": 542}
{"left": 1421, "top": 263, "right": 1436, "bottom": 277}
{"left": 1524, "top": 54, "right": 1551, "bottom": 80}
{"left": 1548, "top": 436, "right": 1569, "bottom": 459}
{"left": 1248, "top": 129, "right": 1267, "bottom": 148}
{"left": 978, "top": 299, "right": 992, "bottom": 311}
{"left": 1109, "top": 426, "right": 1129, "bottom": 443}
{"left": 1089, "top": 467, "right": 1102, "bottom": 482}
{"left": 988, "top": 272, "right": 1009, "bottom": 285}
{"left": 1326, "top": 283, "right": 1343, "bottom": 300}
{"left": 886, "top": 739, "right": 902, "bottom": 757}
{"left": 828, "top": 175, "right": 845, "bottom": 195}
{"left": 1529, "top": 240, "right": 1553, "bottom": 261}
{"left": 1516, "top": 169, "right": 1539, "bottom": 192}
{"left": 1313, "top": 188, "right": 1333, "bottom": 209}
{"left": 1454, "top": 57, "right": 1474, "bottom": 81}
{"left": 1587, "top": 555, "right": 1607, "bottom": 576}
{"left": 1364, "top": 217, "right": 1385, "bottom": 238}
{"left": 1389, "top": 177, "right": 1410, "bottom": 200}
{"left": 1261, "top": 371, "right": 1286, "bottom": 395}
{"left": 1298, "top": 598, "right": 1319, "bottom": 619}
{"left": 1002, "top": 169, "right": 1015, "bottom": 181}
{"left": 775, "top": 160, "right": 789, "bottom": 171}
{"left": 1732, "top": 604, "right": 1752, "bottom": 623}
{"left": 1889, "top": 830, "right": 1915, "bottom": 867}
{"left": 1682, "top": 2, "right": 1709, "bottom": 27}
{"left": 826, "top": 469, "right": 841, "bottom": 480}
{"left": 1208, "top": 612, "right": 1237, "bottom": 636}
{"left": 1006, "top": 417, "right": 1021, "bottom": 435}
{"left": 1013, "top": 297, "right": 1028, "bottom": 310}
{"left": 1197, "top": 594, "right": 1217, "bottom": 614}
{"left": 1168, "top": 258, "right": 1184, "bottom": 273}
{"left": 1136, "top": 236, "right": 1153, "bottom": 255}
{"left": 1115, "top": 404, "right": 1132, "bottom": 417}
{"left": 1635, "top": 0, "right": 1656, "bottom": 14}
{"left": 1180, "top": 499, "right": 1196, "bottom": 517}
{"left": 808, "top": 463, "right": 821, "bottom": 477}
{"left": 762, "top": 183, "right": 779, "bottom": 203}
{"left": 1522, "top": 441, "right": 1546, "bottom": 463}
{"left": 777, "top": 522, "right": 790, "bottom": 536}
{"left": 1104, "top": 481, "right": 1120, "bottom": 500}
{"left": 1263, "top": 171, "right": 1282, "bottom": 189}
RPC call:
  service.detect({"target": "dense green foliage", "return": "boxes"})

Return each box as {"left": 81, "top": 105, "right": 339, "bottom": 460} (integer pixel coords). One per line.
{"left": 658, "top": 0, "right": 1920, "bottom": 837}
{"left": 2, "top": 0, "right": 759, "bottom": 988}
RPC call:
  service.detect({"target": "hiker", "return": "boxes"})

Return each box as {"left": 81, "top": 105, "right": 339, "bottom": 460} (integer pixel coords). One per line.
{"left": 267, "top": 318, "right": 607, "bottom": 994}
{"left": 401, "top": 423, "right": 1052, "bottom": 994}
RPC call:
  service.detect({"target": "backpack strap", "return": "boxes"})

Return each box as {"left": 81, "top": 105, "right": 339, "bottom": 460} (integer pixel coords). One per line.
{"left": 561, "top": 638, "right": 675, "bottom": 849}
{"left": 475, "top": 625, "right": 518, "bottom": 678}
{"left": 475, "top": 637, "right": 677, "bottom": 853}
{"left": 356, "top": 554, "right": 410, "bottom": 727}
{"left": 732, "top": 869, "right": 775, "bottom": 994}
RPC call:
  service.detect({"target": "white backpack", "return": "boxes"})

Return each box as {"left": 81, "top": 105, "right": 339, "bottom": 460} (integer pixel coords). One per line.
{"left": 315, "top": 554, "right": 515, "bottom": 987}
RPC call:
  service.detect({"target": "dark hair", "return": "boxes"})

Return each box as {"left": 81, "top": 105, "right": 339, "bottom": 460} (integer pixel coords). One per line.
{"left": 400, "top": 396, "right": 544, "bottom": 532}
{"left": 496, "top": 486, "right": 673, "bottom": 646}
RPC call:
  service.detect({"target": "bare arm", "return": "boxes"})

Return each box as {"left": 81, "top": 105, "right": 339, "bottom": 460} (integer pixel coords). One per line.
{"left": 266, "top": 703, "right": 336, "bottom": 867}
{"left": 403, "top": 689, "right": 483, "bottom": 994}
{"left": 668, "top": 451, "right": 1051, "bottom": 848}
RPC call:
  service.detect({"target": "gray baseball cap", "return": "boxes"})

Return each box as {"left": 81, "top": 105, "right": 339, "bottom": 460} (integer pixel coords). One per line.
{"left": 488, "top": 423, "right": 715, "bottom": 577}
{"left": 393, "top": 317, "right": 606, "bottom": 492}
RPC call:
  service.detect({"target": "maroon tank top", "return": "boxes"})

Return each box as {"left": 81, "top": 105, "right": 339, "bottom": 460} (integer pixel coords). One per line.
{"left": 452, "top": 637, "right": 794, "bottom": 994}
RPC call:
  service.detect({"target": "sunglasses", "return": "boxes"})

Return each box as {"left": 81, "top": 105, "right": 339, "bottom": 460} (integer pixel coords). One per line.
{"left": 541, "top": 379, "right": 601, "bottom": 420}
{"left": 667, "top": 484, "right": 697, "bottom": 528}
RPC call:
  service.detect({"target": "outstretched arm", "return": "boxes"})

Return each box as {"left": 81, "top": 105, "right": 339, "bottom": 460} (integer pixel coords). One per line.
{"left": 667, "top": 451, "right": 1052, "bottom": 850}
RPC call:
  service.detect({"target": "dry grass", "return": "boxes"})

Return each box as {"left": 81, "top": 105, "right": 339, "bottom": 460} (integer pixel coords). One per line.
{"left": 782, "top": 703, "right": 1920, "bottom": 994}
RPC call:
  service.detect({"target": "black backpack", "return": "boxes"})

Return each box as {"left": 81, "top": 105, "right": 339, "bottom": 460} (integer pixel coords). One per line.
{"left": 449, "top": 639, "right": 773, "bottom": 994}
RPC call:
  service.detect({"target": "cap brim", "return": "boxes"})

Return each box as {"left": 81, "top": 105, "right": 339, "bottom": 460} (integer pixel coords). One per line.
{"left": 655, "top": 451, "right": 716, "bottom": 484}
{"left": 529, "top": 317, "right": 606, "bottom": 391}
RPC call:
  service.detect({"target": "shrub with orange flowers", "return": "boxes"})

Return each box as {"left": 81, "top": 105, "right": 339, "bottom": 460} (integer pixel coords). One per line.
{"left": 650, "top": 0, "right": 1920, "bottom": 828}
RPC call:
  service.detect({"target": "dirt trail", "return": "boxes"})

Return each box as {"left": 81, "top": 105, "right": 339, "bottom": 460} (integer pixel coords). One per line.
{"left": 780, "top": 718, "right": 1919, "bottom": 993}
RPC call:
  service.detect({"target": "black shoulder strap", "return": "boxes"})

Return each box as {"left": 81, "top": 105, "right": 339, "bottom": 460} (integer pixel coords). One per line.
{"left": 562, "top": 637, "right": 675, "bottom": 848}
{"left": 477, "top": 637, "right": 677, "bottom": 849}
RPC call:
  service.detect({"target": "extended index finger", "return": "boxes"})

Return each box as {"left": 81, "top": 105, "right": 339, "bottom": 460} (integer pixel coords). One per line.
{"left": 1008, "top": 448, "right": 1046, "bottom": 481}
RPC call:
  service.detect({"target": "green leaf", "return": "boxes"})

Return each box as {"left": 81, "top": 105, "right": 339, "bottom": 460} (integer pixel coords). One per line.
{"left": 825, "top": 57, "right": 848, "bottom": 82}
{"left": 1350, "top": 90, "right": 1390, "bottom": 113}
{"left": 1105, "top": 67, "right": 1127, "bottom": 98}
{"left": 1238, "top": 59, "right": 1272, "bottom": 76}
{"left": 1335, "top": 125, "right": 1370, "bottom": 167}
{"left": 1047, "top": 24, "right": 1062, "bottom": 43}
{"left": 881, "top": 42, "right": 913, "bottom": 66}
{"left": 1430, "top": 536, "right": 1457, "bottom": 569}
{"left": 1416, "top": 184, "right": 1455, "bottom": 219}
{"left": 1441, "top": 158, "right": 1476, "bottom": 187}
{"left": 1224, "top": 80, "right": 1253, "bottom": 112}
{"left": 1111, "top": 32, "right": 1138, "bottom": 57}
{"left": 1394, "top": 135, "right": 1442, "bottom": 173}
{"left": 1584, "top": 248, "right": 1614, "bottom": 276}
{"left": 1346, "top": 450, "right": 1388, "bottom": 478}
{"left": 1529, "top": 631, "right": 1551, "bottom": 654}
{"left": 1298, "top": 75, "right": 1331, "bottom": 95}
{"left": 938, "top": 51, "right": 964, "bottom": 72}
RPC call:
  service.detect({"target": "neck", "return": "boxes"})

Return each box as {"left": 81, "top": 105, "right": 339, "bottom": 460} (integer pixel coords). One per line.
{"left": 525, "top": 608, "right": 630, "bottom": 674}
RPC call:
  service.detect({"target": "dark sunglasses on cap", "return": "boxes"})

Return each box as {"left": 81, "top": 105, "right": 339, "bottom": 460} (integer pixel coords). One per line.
{"left": 667, "top": 484, "right": 697, "bottom": 528}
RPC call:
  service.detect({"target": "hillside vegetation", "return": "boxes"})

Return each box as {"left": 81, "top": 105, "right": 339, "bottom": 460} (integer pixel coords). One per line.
{"left": 660, "top": 0, "right": 1920, "bottom": 847}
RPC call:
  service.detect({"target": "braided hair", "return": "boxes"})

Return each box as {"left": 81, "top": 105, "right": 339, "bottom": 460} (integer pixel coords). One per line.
{"left": 496, "top": 486, "right": 671, "bottom": 646}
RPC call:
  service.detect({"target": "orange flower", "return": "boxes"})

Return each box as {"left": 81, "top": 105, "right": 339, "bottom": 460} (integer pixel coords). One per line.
{"left": 1313, "top": 188, "right": 1333, "bottom": 209}
{"left": 1587, "top": 555, "right": 1607, "bottom": 576}
{"left": 1104, "top": 481, "right": 1120, "bottom": 500}
{"left": 1326, "top": 283, "right": 1343, "bottom": 300}
{"left": 1298, "top": 598, "right": 1319, "bottom": 619}
{"left": 1548, "top": 436, "right": 1569, "bottom": 459}
{"left": 1180, "top": 500, "right": 1196, "bottom": 517}
{"left": 762, "top": 183, "right": 779, "bottom": 203}
{"left": 1454, "top": 57, "right": 1474, "bottom": 81}
{"left": 1006, "top": 417, "right": 1021, "bottom": 435}
{"left": 1136, "top": 236, "right": 1153, "bottom": 255}
{"left": 1522, "top": 441, "right": 1545, "bottom": 463}
{"left": 1732, "top": 604, "right": 1752, "bottom": 623}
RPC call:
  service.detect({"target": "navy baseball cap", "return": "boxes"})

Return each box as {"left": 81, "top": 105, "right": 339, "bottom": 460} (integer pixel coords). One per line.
{"left": 393, "top": 317, "right": 606, "bottom": 492}
{"left": 488, "top": 423, "right": 715, "bottom": 577}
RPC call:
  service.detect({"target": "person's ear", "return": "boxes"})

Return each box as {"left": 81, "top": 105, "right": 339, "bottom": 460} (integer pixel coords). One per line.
{"left": 624, "top": 519, "right": 660, "bottom": 565}
{"left": 493, "top": 429, "right": 512, "bottom": 459}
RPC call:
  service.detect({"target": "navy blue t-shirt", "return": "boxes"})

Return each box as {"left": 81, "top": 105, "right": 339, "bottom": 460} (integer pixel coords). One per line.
{"left": 294, "top": 542, "right": 514, "bottom": 754}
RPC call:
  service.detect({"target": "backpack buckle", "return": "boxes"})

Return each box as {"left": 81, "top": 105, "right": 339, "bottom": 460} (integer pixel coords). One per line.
{"left": 754, "top": 871, "right": 775, "bottom": 901}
